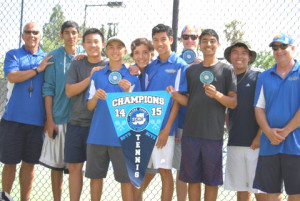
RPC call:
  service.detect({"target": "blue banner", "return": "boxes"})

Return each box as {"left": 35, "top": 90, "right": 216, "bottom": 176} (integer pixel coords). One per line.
{"left": 106, "top": 91, "right": 171, "bottom": 187}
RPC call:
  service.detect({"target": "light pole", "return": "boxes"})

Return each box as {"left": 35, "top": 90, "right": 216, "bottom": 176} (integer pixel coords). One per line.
{"left": 84, "top": 2, "right": 124, "bottom": 28}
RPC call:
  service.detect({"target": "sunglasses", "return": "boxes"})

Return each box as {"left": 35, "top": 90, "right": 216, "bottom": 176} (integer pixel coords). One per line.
{"left": 271, "top": 44, "right": 289, "bottom": 51}
{"left": 182, "top": 34, "right": 198, "bottom": 41}
{"left": 24, "top": 30, "right": 40, "bottom": 35}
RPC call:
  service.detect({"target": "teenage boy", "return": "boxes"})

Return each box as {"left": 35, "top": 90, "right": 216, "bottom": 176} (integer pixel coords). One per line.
{"left": 85, "top": 36, "right": 141, "bottom": 201}
{"left": 142, "top": 24, "right": 188, "bottom": 201}
{"left": 169, "top": 29, "right": 237, "bottom": 201}
{"left": 65, "top": 28, "right": 108, "bottom": 201}
{"left": 223, "top": 41, "right": 266, "bottom": 201}
{"left": 39, "top": 21, "right": 84, "bottom": 201}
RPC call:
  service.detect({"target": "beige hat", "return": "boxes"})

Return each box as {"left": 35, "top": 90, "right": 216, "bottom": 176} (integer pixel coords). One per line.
{"left": 106, "top": 36, "right": 126, "bottom": 48}
{"left": 224, "top": 41, "right": 257, "bottom": 65}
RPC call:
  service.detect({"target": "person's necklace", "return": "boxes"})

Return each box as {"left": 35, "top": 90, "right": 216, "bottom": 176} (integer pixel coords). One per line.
{"left": 237, "top": 70, "right": 248, "bottom": 85}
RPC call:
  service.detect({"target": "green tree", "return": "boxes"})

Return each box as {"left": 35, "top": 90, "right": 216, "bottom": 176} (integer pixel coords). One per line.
{"left": 253, "top": 50, "right": 275, "bottom": 70}
{"left": 224, "top": 20, "right": 245, "bottom": 44}
{"left": 41, "top": 4, "right": 65, "bottom": 52}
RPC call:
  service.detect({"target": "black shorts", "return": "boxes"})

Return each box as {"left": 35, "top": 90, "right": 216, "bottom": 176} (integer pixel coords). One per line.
{"left": 253, "top": 154, "right": 300, "bottom": 195}
{"left": 0, "top": 119, "right": 44, "bottom": 164}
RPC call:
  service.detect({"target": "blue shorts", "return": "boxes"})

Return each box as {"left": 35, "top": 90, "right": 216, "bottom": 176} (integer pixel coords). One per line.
{"left": 0, "top": 119, "right": 44, "bottom": 164}
{"left": 253, "top": 154, "right": 300, "bottom": 195}
{"left": 179, "top": 136, "right": 223, "bottom": 186}
{"left": 64, "top": 124, "right": 89, "bottom": 163}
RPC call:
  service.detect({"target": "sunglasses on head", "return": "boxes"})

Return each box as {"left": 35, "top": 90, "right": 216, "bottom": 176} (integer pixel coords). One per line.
{"left": 24, "top": 30, "right": 40, "bottom": 35}
{"left": 271, "top": 44, "right": 289, "bottom": 51}
{"left": 182, "top": 34, "right": 198, "bottom": 41}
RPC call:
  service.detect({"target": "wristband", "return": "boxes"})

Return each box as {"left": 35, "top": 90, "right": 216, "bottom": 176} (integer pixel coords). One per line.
{"left": 32, "top": 68, "right": 39, "bottom": 75}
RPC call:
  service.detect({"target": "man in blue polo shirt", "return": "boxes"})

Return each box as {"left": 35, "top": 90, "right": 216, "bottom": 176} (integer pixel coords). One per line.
{"left": 254, "top": 33, "right": 300, "bottom": 201}
{"left": 0, "top": 22, "right": 53, "bottom": 200}
{"left": 85, "top": 36, "right": 141, "bottom": 201}
{"left": 142, "top": 24, "right": 188, "bottom": 201}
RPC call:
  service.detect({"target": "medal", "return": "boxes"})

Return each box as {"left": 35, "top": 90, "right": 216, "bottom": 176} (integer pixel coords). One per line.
{"left": 108, "top": 71, "right": 122, "bottom": 84}
{"left": 182, "top": 50, "right": 196, "bottom": 64}
{"left": 200, "top": 71, "right": 214, "bottom": 84}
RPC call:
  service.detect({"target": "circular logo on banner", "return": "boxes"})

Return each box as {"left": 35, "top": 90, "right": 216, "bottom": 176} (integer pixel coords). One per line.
{"left": 182, "top": 50, "right": 196, "bottom": 64}
{"left": 200, "top": 71, "right": 214, "bottom": 84}
{"left": 127, "top": 107, "right": 150, "bottom": 132}
{"left": 108, "top": 71, "right": 122, "bottom": 84}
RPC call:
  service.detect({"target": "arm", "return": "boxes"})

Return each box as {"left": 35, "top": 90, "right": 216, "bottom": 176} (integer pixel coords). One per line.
{"left": 65, "top": 66, "right": 103, "bottom": 98}
{"left": 255, "top": 107, "right": 285, "bottom": 145}
{"left": 87, "top": 89, "right": 107, "bottom": 111}
{"left": 156, "top": 100, "right": 180, "bottom": 148}
{"left": 225, "top": 110, "right": 230, "bottom": 132}
{"left": 44, "top": 96, "right": 57, "bottom": 139}
{"left": 166, "top": 85, "right": 188, "bottom": 106}
{"left": 204, "top": 84, "right": 237, "bottom": 109}
{"left": 278, "top": 108, "right": 300, "bottom": 138}
{"left": 7, "top": 54, "right": 53, "bottom": 83}
{"left": 250, "top": 128, "right": 262, "bottom": 150}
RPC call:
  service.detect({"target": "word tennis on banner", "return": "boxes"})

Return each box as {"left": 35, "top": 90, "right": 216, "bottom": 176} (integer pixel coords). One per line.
{"left": 106, "top": 91, "right": 171, "bottom": 187}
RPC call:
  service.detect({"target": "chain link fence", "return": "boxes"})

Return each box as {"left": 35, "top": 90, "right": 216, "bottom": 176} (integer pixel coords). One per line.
{"left": 1, "top": 0, "right": 299, "bottom": 200}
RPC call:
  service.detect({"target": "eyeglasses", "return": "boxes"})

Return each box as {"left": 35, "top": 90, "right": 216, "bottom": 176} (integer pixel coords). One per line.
{"left": 182, "top": 34, "right": 198, "bottom": 41}
{"left": 271, "top": 44, "right": 289, "bottom": 51}
{"left": 24, "top": 30, "right": 40, "bottom": 35}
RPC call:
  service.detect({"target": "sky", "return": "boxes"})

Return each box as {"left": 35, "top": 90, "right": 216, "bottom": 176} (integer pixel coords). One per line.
{"left": 0, "top": 0, "right": 299, "bottom": 63}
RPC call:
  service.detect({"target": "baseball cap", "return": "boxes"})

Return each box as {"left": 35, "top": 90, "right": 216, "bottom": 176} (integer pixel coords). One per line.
{"left": 269, "top": 33, "right": 294, "bottom": 47}
{"left": 224, "top": 41, "right": 257, "bottom": 65}
{"left": 106, "top": 36, "right": 126, "bottom": 48}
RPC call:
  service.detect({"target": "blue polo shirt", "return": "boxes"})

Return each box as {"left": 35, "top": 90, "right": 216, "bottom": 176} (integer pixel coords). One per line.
{"left": 254, "top": 60, "right": 300, "bottom": 156}
{"left": 3, "top": 45, "right": 46, "bottom": 126}
{"left": 86, "top": 64, "right": 141, "bottom": 146}
{"left": 142, "top": 52, "right": 188, "bottom": 135}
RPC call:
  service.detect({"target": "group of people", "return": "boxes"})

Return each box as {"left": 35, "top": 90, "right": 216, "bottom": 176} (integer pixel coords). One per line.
{"left": 0, "top": 20, "right": 299, "bottom": 201}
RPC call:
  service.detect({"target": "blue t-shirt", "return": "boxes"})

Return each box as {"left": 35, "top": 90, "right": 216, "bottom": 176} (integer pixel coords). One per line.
{"left": 254, "top": 60, "right": 300, "bottom": 156}
{"left": 142, "top": 52, "right": 188, "bottom": 135}
{"left": 86, "top": 64, "right": 141, "bottom": 146}
{"left": 3, "top": 46, "right": 46, "bottom": 126}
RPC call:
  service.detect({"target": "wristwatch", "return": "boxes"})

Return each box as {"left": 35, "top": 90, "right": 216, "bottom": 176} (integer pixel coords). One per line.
{"left": 32, "top": 67, "right": 39, "bottom": 75}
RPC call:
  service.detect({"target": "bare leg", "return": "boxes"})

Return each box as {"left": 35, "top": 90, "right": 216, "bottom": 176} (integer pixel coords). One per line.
{"left": 254, "top": 193, "right": 267, "bottom": 201}
{"left": 287, "top": 194, "right": 300, "bottom": 201}
{"left": 90, "top": 178, "right": 103, "bottom": 201}
{"left": 237, "top": 191, "right": 251, "bottom": 201}
{"left": 159, "top": 168, "right": 173, "bottom": 201}
{"left": 68, "top": 163, "right": 84, "bottom": 201}
{"left": 204, "top": 185, "right": 218, "bottom": 201}
{"left": 188, "top": 183, "right": 201, "bottom": 201}
{"left": 133, "top": 173, "right": 155, "bottom": 201}
{"left": 176, "top": 171, "right": 187, "bottom": 201}
{"left": 19, "top": 161, "right": 35, "bottom": 201}
{"left": 51, "top": 169, "right": 63, "bottom": 201}
{"left": 121, "top": 182, "right": 134, "bottom": 201}
{"left": 267, "top": 193, "right": 282, "bottom": 201}
{"left": 2, "top": 164, "right": 16, "bottom": 194}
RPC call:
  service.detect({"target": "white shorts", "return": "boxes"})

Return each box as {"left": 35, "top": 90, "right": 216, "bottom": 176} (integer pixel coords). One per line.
{"left": 148, "top": 135, "right": 175, "bottom": 169}
{"left": 172, "top": 129, "right": 182, "bottom": 170}
{"left": 225, "top": 146, "right": 262, "bottom": 193}
{"left": 39, "top": 124, "right": 67, "bottom": 170}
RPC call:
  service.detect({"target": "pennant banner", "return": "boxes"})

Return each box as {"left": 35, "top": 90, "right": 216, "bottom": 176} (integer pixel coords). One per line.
{"left": 106, "top": 91, "right": 171, "bottom": 187}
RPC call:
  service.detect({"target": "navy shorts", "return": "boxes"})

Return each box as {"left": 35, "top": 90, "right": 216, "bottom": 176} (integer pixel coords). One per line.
{"left": 253, "top": 154, "right": 300, "bottom": 195}
{"left": 179, "top": 136, "right": 223, "bottom": 186}
{"left": 64, "top": 124, "right": 89, "bottom": 163}
{"left": 0, "top": 119, "right": 44, "bottom": 164}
